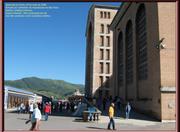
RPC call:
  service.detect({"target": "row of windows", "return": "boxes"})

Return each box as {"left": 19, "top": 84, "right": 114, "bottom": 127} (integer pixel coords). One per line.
{"left": 100, "top": 11, "right": 111, "bottom": 19}
{"left": 99, "top": 62, "right": 110, "bottom": 74}
{"left": 100, "top": 24, "right": 110, "bottom": 34}
{"left": 100, "top": 36, "right": 110, "bottom": 46}
{"left": 100, "top": 49, "right": 110, "bottom": 60}
{"left": 117, "top": 4, "right": 148, "bottom": 87}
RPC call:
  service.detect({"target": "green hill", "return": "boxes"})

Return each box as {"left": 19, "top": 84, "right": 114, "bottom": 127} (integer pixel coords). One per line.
{"left": 5, "top": 77, "right": 84, "bottom": 99}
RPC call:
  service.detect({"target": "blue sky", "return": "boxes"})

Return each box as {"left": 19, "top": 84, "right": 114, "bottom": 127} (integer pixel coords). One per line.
{"left": 4, "top": 2, "right": 121, "bottom": 84}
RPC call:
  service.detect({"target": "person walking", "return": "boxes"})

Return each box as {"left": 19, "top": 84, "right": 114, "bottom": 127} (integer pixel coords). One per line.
{"left": 30, "top": 103, "right": 42, "bottom": 131}
{"left": 19, "top": 103, "right": 24, "bottom": 114}
{"left": 70, "top": 102, "right": 74, "bottom": 112}
{"left": 44, "top": 102, "right": 51, "bottom": 121}
{"left": 66, "top": 102, "right": 70, "bottom": 112}
{"left": 125, "top": 102, "right": 131, "bottom": 119}
{"left": 60, "top": 102, "right": 63, "bottom": 112}
{"left": 107, "top": 103, "right": 116, "bottom": 130}
{"left": 29, "top": 102, "right": 34, "bottom": 119}
{"left": 116, "top": 97, "right": 121, "bottom": 117}
{"left": 25, "top": 103, "right": 29, "bottom": 113}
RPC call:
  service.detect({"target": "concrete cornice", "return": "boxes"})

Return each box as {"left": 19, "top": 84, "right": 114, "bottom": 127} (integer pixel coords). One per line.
{"left": 160, "top": 87, "right": 176, "bottom": 92}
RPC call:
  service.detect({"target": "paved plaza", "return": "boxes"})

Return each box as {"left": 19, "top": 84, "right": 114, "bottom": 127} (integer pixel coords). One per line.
{"left": 5, "top": 111, "right": 176, "bottom": 131}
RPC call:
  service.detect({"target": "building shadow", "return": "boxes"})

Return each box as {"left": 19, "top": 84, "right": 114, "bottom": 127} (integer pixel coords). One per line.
{"left": 86, "top": 126, "right": 107, "bottom": 130}
{"left": 73, "top": 118, "right": 84, "bottom": 122}
{"left": 17, "top": 118, "right": 29, "bottom": 121}
{"left": 91, "top": 75, "right": 160, "bottom": 122}
{"left": 46, "top": 111, "right": 78, "bottom": 118}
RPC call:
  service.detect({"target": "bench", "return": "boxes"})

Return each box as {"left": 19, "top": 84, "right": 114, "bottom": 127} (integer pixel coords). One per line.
{"left": 83, "top": 110, "right": 101, "bottom": 122}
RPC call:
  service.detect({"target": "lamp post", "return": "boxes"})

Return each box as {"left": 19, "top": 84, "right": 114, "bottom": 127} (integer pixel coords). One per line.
{"left": 156, "top": 38, "right": 166, "bottom": 50}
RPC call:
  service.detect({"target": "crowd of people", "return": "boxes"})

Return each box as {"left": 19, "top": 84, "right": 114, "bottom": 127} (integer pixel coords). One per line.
{"left": 17, "top": 103, "right": 29, "bottom": 114}
{"left": 95, "top": 95, "right": 132, "bottom": 130}
{"left": 42, "top": 100, "right": 82, "bottom": 114}
{"left": 17, "top": 100, "right": 81, "bottom": 115}
{"left": 95, "top": 95, "right": 131, "bottom": 118}
{"left": 16, "top": 96, "right": 131, "bottom": 131}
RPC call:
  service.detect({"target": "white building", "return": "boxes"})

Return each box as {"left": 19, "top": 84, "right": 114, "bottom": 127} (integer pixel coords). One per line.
{"left": 4, "top": 86, "right": 42, "bottom": 111}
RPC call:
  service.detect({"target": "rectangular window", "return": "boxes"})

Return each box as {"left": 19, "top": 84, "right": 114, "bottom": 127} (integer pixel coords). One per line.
{"left": 106, "top": 49, "right": 110, "bottom": 60}
{"left": 100, "top": 62, "right": 103, "bottom": 73}
{"left": 106, "top": 63, "right": 110, "bottom": 74}
{"left": 106, "top": 77, "right": 110, "bottom": 81}
{"left": 107, "top": 25, "right": 110, "bottom": 34}
{"left": 99, "top": 76, "right": 103, "bottom": 86}
{"left": 101, "top": 24, "right": 104, "bottom": 33}
{"left": 104, "top": 12, "right": 107, "bottom": 18}
{"left": 106, "top": 36, "right": 110, "bottom": 47}
{"left": 106, "top": 76, "right": 110, "bottom": 88}
{"left": 100, "top": 11, "right": 103, "bottom": 18}
{"left": 108, "top": 12, "right": 110, "bottom": 19}
{"left": 100, "top": 36, "right": 104, "bottom": 46}
{"left": 100, "top": 49, "right": 103, "bottom": 60}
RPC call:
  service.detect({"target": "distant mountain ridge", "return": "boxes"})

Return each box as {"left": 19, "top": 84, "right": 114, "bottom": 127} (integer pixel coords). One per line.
{"left": 5, "top": 77, "right": 84, "bottom": 99}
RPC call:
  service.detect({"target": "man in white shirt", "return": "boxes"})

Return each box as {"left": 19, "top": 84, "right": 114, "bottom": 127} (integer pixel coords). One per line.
{"left": 30, "top": 103, "right": 42, "bottom": 131}
{"left": 29, "top": 102, "right": 34, "bottom": 119}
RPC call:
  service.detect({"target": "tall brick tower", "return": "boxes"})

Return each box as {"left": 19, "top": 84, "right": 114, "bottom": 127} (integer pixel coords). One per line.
{"left": 85, "top": 5, "right": 118, "bottom": 98}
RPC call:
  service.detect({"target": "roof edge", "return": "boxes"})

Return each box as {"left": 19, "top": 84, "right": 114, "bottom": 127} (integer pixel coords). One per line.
{"left": 110, "top": 2, "right": 131, "bottom": 30}
{"left": 85, "top": 4, "right": 119, "bottom": 37}
{"left": 92, "top": 4, "right": 119, "bottom": 10}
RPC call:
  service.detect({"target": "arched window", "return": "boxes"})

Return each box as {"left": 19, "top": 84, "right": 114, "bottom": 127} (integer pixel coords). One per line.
{"left": 125, "top": 21, "right": 133, "bottom": 84}
{"left": 136, "top": 4, "right": 148, "bottom": 80}
{"left": 118, "top": 32, "right": 123, "bottom": 86}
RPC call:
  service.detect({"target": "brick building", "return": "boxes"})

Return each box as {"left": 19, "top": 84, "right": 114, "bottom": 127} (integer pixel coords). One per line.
{"left": 110, "top": 2, "right": 176, "bottom": 121}
{"left": 85, "top": 5, "right": 118, "bottom": 98}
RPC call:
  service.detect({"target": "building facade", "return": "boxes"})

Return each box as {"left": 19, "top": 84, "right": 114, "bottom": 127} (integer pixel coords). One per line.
{"left": 110, "top": 2, "right": 176, "bottom": 121}
{"left": 4, "top": 86, "right": 42, "bottom": 111}
{"left": 85, "top": 5, "right": 118, "bottom": 98}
